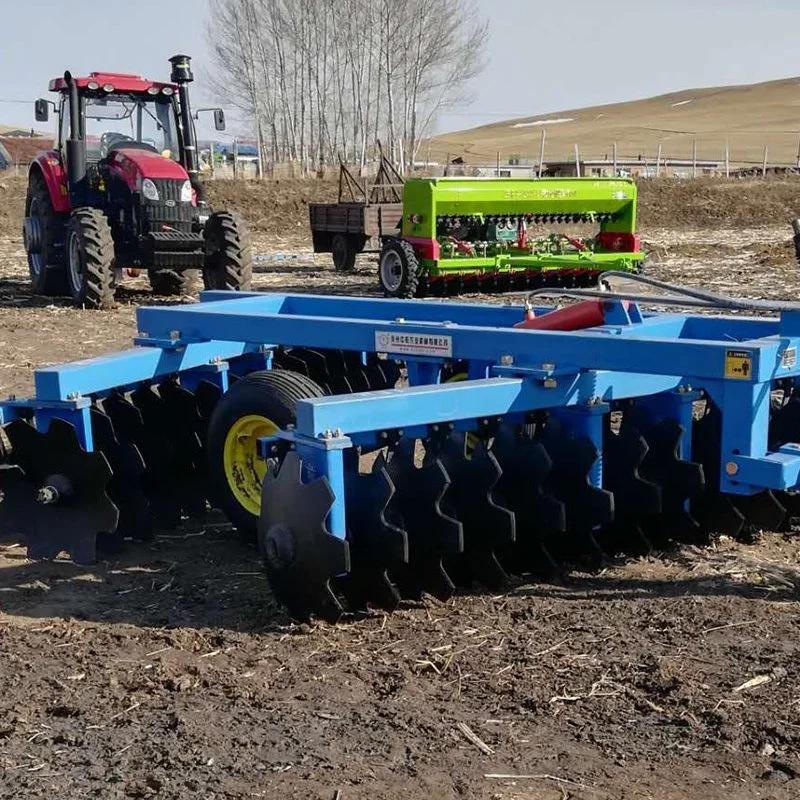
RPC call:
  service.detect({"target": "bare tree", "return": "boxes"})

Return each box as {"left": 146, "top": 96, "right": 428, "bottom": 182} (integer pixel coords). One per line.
{"left": 206, "top": 0, "right": 488, "bottom": 171}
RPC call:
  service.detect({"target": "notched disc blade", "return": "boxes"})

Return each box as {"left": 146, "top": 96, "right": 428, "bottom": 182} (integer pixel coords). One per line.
{"left": 259, "top": 451, "right": 350, "bottom": 622}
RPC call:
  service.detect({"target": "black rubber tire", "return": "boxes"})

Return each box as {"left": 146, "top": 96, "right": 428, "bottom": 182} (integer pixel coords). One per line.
{"left": 65, "top": 208, "right": 116, "bottom": 309}
{"left": 332, "top": 233, "right": 357, "bottom": 271}
{"left": 202, "top": 211, "right": 253, "bottom": 291}
{"left": 148, "top": 268, "right": 197, "bottom": 296}
{"left": 24, "top": 171, "right": 68, "bottom": 296}
{"left": 378, "top": 238, "right": 420, "bottom": 298}
{"left": 207, "top": 370, "right": 325, "bottom": 541}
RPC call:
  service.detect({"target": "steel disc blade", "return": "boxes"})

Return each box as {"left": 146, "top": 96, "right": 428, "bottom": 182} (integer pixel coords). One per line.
{"left": 692, "top": 405, "right": 745, "bottom": 539}
{"left": 158, "top": 380, "right": 208, "bottom": 518}
{"left": 259, "top": 451, "right": 350, "bottom": 622}
{"left": 105, "top": 391, "right": 182, "bottom": 529}
{"left": 602, "top": 418, "right": 661, "bottom": 554}
{"left": 91, "top": 405, "right": 151, "bottom": 549}
{"left": 339, "top": 453, "right": 408, "bottom": 611}
{"left": 491, "top": 424, "right": 565, "bottom": 575}
{"left": 384, "top": 438, "right": 463, "bottom": 601}
{"left": 538, "top": 420, "right": 613, "bottom": 563}
{"left": 638, "top": 418, "right": 705, "bottom": 545}
{"left": 435, "top": 432, "right": 514, "bottom": 589}
{"left": 0, "top": 419, "right": 118, "bottom": 564}
{"left": 732, "top": 491, "right": 787, "bottom": 535}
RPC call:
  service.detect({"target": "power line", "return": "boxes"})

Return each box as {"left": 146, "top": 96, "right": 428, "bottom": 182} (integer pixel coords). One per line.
{"left": 0, "top": 99, "right": 33, "bottom": 105}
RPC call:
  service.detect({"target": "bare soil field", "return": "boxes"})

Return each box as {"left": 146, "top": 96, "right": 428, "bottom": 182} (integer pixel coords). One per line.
{"left": 1, "top": 174, "right": 800, "bottom": 799}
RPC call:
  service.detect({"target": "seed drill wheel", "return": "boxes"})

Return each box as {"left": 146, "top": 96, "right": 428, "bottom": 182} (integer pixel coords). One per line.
{"left": 378, "top": 238, "right": 420, "bottom": 298}
{"left": 24, "top": 172, "right": 68, "bottom": 296}
{"left": 202, "top": 211, "right": 253, "bottom": 291}
{"left": 331, "top": 233, "right": 357, "bottom": 271}
{"left": 206, "top": 370, "right": 325, "bottom": 541}
{"left": 65, "top": 208, "right": 116, "bottom": 309}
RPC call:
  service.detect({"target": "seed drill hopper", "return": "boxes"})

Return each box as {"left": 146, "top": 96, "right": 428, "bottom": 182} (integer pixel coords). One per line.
{"left": 377, "top": 177, "right": 644, "bottom": 297}
{"left": 2, "top": 275, "right": 800, "bottom": 620}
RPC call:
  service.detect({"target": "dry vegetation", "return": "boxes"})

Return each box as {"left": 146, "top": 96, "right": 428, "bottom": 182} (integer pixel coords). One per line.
{"left": 431, "top": 76, "right": 800, "bottom": 165}
{"left": 0, "top": 172, "right": 800, "bottom": 799}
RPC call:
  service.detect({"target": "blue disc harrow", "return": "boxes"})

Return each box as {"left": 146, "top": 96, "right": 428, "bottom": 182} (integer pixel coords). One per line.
{"left": 2, "top": 273, "right": 800, "bottom": 621}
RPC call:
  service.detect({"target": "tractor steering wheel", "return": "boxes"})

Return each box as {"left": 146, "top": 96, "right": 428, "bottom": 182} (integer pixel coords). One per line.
{"left": 99, "top": 132, "right": 159, "bottom": 159}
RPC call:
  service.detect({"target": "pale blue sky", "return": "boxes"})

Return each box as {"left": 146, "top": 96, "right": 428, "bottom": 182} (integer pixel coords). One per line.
{"left": 1, "top": 0, "right": 799, "bottom": 136}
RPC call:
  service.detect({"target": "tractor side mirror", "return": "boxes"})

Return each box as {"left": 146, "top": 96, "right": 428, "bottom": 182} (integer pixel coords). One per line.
{"left": 214, "top": 108, "right": 226, "bottom": 131}
{"left": 34, "top": 99, "right": 49, "bottom": 123}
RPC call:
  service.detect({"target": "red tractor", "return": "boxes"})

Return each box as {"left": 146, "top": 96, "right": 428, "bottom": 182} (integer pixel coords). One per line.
{"left": 24, "top": 55, "right": 252, "bottom": 309}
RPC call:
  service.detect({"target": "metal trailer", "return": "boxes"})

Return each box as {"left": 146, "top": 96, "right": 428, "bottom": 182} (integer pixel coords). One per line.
{"left": 2, "top": 275, "right": 800, "bottom": 621}
{"left": 309, "top": 159, "right": 404, "bottom": 271}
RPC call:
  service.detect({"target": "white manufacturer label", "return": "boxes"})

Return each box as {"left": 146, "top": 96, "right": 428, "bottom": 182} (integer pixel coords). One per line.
{"left": 375, "top": 331, "right": 453, "bottom": 357}
{"left": 783, "top": 347, "right": 797, "bottom": 369}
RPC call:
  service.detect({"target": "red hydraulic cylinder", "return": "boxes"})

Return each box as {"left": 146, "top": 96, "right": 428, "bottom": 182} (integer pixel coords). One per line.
{"left": 514, "top": 299, "right": 620, "bottom": 331}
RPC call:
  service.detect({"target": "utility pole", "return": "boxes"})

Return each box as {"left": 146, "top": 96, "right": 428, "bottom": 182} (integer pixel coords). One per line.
{"left": 538, "top": 129, "right": 546, "bottom": 178}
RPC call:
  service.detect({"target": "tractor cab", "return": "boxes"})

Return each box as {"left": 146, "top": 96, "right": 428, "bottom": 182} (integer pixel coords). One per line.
{"left": 24, "top": 56, "right": 250, "bottom": 309}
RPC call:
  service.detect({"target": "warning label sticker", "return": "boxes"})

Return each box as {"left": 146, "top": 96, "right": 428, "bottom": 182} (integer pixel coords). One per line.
{"left": 725, "top": 349, "right": 753, "bottom": 380}
{"left": 375, "top": 331, "right": 453, "bottom": 358}
{"left": 782, "top": 347, "right": 797, "bottom": 370}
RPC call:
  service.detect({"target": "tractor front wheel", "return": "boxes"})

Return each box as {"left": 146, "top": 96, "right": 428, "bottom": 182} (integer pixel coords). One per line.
{"left": 378, "top": 238, "right": 420, "bottom": 298}
{"left": 65, "top": 208, "right": 116, "bottom": 310}
{"left": 148, "top": 268, "right": 197, "bottom": 297}
{"left": 202, "top": 211, "right": 253, "bottom": 291}
{"left": 24, "top": 172, "right": 68, "bottom": 296}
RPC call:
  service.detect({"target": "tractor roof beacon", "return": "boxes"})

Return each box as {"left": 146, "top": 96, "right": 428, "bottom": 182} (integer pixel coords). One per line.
{"left": 23, "top": 55, "right": 252, "bottom": 309}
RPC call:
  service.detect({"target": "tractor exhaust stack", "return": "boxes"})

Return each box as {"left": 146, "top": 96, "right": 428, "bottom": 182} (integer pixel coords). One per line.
{"left": 169, "top": 54, "right": 201, "bottom": 196}
{"left": 63, "top": 70, "right": 86, "bottom": 206}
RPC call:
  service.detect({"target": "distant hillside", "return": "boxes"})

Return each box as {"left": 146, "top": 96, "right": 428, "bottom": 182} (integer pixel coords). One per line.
{"left": 431, "top": 77, "right": 800, "bottom": 168}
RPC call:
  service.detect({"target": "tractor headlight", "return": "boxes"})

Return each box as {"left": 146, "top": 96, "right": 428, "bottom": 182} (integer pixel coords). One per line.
{"left": 180, "top": 180, "right": 193, "bottom": 203}
{"left": 141, "top": 179, "right": 159, "bottom": 201}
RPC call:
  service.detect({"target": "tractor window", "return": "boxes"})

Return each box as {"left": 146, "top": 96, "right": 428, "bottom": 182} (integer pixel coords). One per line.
{"left": 83, "top": 94, "right": 179, "bottom": 161}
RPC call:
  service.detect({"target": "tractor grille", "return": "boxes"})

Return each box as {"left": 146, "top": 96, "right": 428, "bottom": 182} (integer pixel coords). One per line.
{"left": 141, "top": 180, "right": 194, "bottom": 233}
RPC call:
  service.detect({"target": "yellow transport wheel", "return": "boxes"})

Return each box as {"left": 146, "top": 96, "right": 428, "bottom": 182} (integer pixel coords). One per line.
{"left": 207, "top": 370, "right": 325, "bottom": 542}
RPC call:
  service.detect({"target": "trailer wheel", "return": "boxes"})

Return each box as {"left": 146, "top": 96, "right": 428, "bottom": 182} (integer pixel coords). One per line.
{"left": 65, "top": 208, "right": 116, "bottom": 309}
{"left": 332, "top": 233, "right": 357, "bottom": 271}
{"left": 207, "top": 370, "right": 325, "bottom": 542}
{"left": 149, "top": 268, "right": 197, "bottom": 296}
{"left": 24, "top": 172, "right": 68, "bottom": 296}
{"left": 203, "top": 211, "right": 253, "bottom": 291}
{"left": 378, "top": 239, "right": 419, "bottom": 298}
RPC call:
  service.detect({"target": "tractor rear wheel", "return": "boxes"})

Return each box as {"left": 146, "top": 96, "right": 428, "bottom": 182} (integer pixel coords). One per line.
{"left": 332, "top": 233, "right": 358, "bottom": 271}
{"left": 207, "top": 369, "right": 324, "bottom": 542}
{"left": 65, "top": 208, "right": 116, "bottom": 310}
{"left": 148, "top": 268, "right": 197, "bottom": 296}
{"left": 24, "top": 172, "right": 68, "bottom": 296}
{"left": 378, "top": 238, "right": 420, "bottom": 298}
{"left": 202, "top": 211, "right": 253, "bottom": 291}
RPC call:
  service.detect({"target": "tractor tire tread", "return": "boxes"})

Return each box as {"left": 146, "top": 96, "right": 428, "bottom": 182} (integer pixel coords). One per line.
{"left": 379, "top": 238, "right": 420, "bottom": 298}
{"left": 203, "top": 211, "right": 253, "bottom": 291}
{"left": 25, "top": 172, "right": 68, "bottom": 296}
{"left": 69, "top": 208, "right": 116, "bottom": 310}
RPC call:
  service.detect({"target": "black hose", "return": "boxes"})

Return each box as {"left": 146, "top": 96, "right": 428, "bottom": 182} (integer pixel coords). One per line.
{"left": 527, "top": 270, "right": 800, "bottom": 313}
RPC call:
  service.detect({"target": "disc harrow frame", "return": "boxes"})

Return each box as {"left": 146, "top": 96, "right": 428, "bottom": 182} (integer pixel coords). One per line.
{"left": 3, "top": 285, "right": 800, "bottom": 620}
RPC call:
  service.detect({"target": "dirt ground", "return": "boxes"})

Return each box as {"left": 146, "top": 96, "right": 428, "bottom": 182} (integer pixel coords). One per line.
{"left": 1, "top": 174, "right": 800, "bottom": 799}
